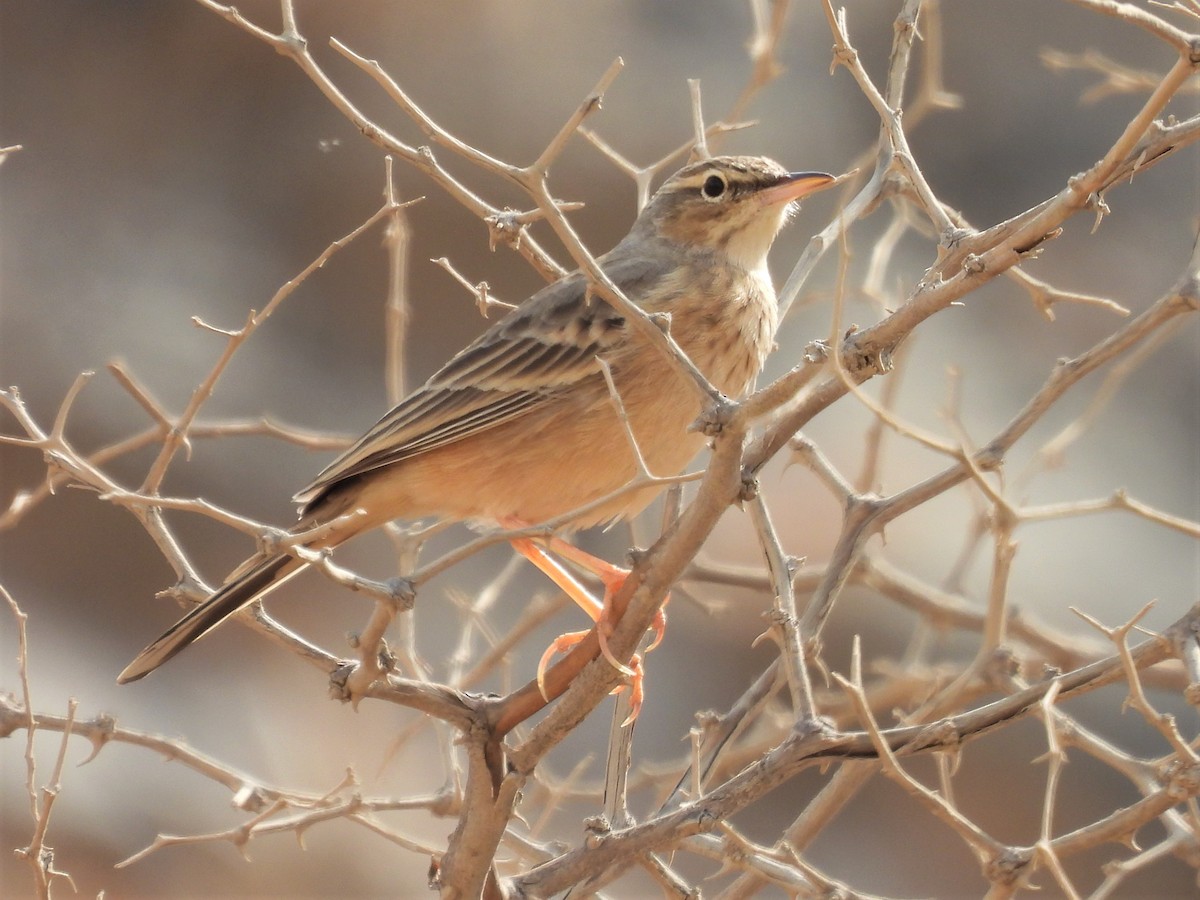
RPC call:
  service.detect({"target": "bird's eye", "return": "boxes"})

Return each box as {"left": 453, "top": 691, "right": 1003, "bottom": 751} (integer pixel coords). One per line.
{"left": 701, "top": 173, "right": 727, "bottom": 200}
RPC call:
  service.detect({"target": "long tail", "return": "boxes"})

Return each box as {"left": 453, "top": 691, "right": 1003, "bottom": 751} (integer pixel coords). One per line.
{"left": 117, "top": 554, "right": 306, "bottom": 683}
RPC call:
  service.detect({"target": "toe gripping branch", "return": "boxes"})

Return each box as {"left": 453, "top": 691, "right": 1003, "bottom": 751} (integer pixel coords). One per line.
{"left": 508, "top": 535, "right": 668, "bottom": 727}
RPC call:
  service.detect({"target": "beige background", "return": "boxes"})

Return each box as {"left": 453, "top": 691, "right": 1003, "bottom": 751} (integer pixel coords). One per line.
{"left": 2, "top": 1, "right": 1197, "bottom": 896}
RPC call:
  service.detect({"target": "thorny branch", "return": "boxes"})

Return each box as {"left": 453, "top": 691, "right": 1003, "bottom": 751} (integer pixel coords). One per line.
{"left": 2, "top": 0, "right": 1199, "bottom": 896}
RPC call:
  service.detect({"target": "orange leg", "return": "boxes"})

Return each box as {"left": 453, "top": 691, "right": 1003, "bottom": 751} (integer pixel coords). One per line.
{"left": 509, "top": 537, "right": 634, "bottom": 682}
{"left": 539, "top": 535, "right": 668, "bottom": 652}
{"left": 504, "top": 524, "right": 669, "bottom": 724}
{"left": 530, "top": 624, "right": 644, "bottom": 727}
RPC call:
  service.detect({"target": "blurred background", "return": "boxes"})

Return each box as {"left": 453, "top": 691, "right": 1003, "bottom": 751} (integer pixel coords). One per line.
{"left": 1, "top": 1, "right": 1197, "bottom": 896}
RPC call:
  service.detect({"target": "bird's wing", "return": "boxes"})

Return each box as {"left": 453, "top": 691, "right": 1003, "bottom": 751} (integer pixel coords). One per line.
{"left": 294, "top": 252, "right": 670, "bottom": 510}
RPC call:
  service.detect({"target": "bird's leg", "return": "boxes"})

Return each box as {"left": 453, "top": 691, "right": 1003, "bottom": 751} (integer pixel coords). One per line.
{"left": 508, "top": 537, "right": 635, "bottom": 687}
{"left": 506, "top": 529, "right": 669, "bottom": 725}
{"left": 537, "top": 536, "right": 668, "bottom": 654}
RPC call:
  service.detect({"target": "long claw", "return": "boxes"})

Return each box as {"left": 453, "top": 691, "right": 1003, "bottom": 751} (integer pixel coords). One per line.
{"left": 536, "top": 628, "right": 589, "bottom": 701}
{"left": 534, "top": 629, "right": 646, "bottom": 724}
{"left": 507, "top": 526, "right": 663, "bottom": 721}
{"left": 643, "top": 605, "right": 668, "bottom": 654}
{"left": 597, "top": 573, "right": 669, "bottom": 657}
{"left": 594, "top": 615, "right": 637, "bottom": 679}
{"left": 617, "top": 655, "right": 644, "bottom": 726}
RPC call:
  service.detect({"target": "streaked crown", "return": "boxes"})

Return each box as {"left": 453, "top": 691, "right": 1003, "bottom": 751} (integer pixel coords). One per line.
{"left": 633, "top": 156, "right": 834, "bottom": 273}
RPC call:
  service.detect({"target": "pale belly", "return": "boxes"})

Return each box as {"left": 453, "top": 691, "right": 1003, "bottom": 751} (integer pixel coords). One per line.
{"left": 344, "top": 284, "right": 776, "bottom": 531}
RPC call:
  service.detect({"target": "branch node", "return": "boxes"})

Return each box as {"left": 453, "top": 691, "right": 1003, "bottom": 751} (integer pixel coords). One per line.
{"left": 78, "top": 713, "right": 115, "bottom": 765}
{"left": 231, "top": 783, "right": 271, "bottom": 813}
{"left": 840, "top": 334, "right": 893, "bottom": 377}
{"left": 690, "top": 395, "right": 738, "bottom": 437}
{"left": 257, "top": 526, "right": 290, "bottom": 557}
{"left": 738, "top": 470, "right": 759, "bottom": 503}
{"left": 327, "top": 661, "right": 357, "bottom": 702}
{"left": 831, "top": 43, "right": 858, "bottom": 70}
{"left": 940, "top": 226, "right": 973, "bottom": 249}
{"left": 792, "top": 714, "right": 834, "bottom": 741}
{"left": 582, "top": 814, "right": 611, "bottom": 849}
{"left": 625, "top": 546, "right": 651, "bottom": 569}
{"left": 1166, "top": 760, "right": 1200, "bottom": 798}
{"left": 986, "top": 645, "right": 1020, "bottom": 683}
{"left": 385, "top": 576, "right": 417, "bottom": 612}
{"left": 803, "top": 339, "right": 830, "bottom": 363}
{"left": 1185, "top": 682, "right": 1200, "bottom": 707}
{"left": 984, "top": 847, "right": 1034, "bottom": 887}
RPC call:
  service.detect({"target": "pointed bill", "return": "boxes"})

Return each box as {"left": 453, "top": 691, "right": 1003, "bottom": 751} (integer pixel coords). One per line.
{"left": 757, "top": 171, "right": 836, "bottom": 207}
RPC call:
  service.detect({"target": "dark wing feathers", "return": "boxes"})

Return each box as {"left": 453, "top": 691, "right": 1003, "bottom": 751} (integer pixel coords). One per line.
{"left": 365, "top": 389, "right": 541, "bottom": 461}
{"left": 294, "top": 252, "right": 670, "bottom": 510}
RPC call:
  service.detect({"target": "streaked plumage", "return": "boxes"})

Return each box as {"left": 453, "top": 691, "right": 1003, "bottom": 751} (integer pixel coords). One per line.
{"left": 118, "top": 156, "right": 834, "bottom": 684}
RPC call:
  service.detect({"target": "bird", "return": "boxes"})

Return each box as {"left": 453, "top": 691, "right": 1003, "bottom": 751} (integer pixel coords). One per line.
{"left": 117, "top": 156, "right": 836, "bottom": 710}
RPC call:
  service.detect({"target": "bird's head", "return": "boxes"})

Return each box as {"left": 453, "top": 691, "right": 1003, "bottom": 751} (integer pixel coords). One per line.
{"left": 638, "top": 156, "right": 835, "bottom": 272}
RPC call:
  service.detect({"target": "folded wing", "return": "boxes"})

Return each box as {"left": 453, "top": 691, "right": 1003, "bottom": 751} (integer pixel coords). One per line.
{"left": 294, "top": 253, "right": 669, "bottom": 512}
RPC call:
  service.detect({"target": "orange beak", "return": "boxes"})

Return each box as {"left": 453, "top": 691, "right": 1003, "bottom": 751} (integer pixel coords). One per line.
{"left": 758, "top": 171, "right": 837, "bottom": 206}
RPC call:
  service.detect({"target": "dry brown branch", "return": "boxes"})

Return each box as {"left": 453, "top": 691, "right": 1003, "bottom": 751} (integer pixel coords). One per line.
{"left": 383, "top": 156, "right": 413, "bottom": 405}
{"left": 3, "top": 0, "right": 1198, "bottom": 895}
{"left": 511, "top": 602, "right": 1195, "bottom": 895}
{"left": 430, "top": 256, "right": 516, "bottom": 318}
{"left": 4, "top": 586, "right": 78, "bottom": 899}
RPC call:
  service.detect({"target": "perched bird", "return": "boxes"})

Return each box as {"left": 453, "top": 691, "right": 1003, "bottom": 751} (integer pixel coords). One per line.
{"left": 118, "top": 156, "right": 835, "bottom": 700}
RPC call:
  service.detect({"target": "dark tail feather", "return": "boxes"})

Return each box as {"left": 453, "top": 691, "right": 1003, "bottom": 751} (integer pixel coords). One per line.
{"left": 117, "top": 554, "right": 304, "bottom": 683}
